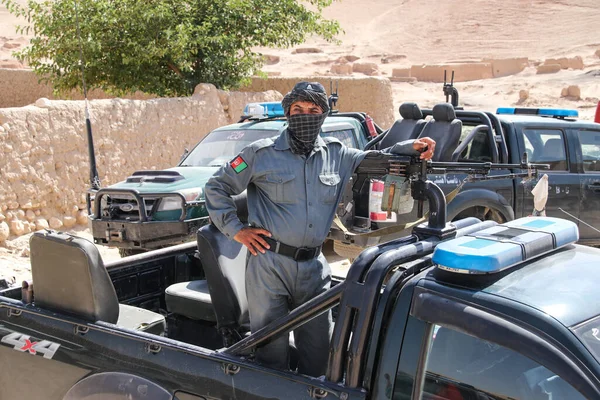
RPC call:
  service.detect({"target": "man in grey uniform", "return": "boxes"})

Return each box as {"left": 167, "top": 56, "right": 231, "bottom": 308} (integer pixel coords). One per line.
{"left": 205, "top": 81, "right": 435, "bottom": 376}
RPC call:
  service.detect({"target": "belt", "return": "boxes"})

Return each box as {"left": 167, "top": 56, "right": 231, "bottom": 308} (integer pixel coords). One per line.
{"left": 263, "top": 236, "right": 321, "bottom": 261}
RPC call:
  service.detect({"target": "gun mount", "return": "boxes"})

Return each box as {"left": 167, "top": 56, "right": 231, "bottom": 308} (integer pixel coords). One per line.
{"left": 353, "top": 153, "right": 548, "bottom": 240}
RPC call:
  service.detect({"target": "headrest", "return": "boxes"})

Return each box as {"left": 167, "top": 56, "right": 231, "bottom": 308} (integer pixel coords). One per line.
{"left": 543, "top": 138, "right": 563, "bottom": 153}
{"left": 399, "top": 102, "right": 423, "bottom": 120}
{"left": 432, "top": 103, "right": 456, "bottom": 122}
{"left": 30, "top": 230, "right": 119, "bottom": 323}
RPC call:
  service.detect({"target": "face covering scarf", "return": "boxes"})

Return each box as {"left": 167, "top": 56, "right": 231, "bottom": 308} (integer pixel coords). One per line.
{"left": 287, "top": 113, "right": 328, "bottom": 155}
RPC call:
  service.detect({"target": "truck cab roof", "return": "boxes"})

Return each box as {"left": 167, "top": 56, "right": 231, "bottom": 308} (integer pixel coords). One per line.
{"left": 497, "top": 113, "right": 600, "bottom": 128}
{"left": 214, "top": 114, "right": 364, "bottom": 133}
{"left": 428, "top": 243, "right": 600, "bottom": 328}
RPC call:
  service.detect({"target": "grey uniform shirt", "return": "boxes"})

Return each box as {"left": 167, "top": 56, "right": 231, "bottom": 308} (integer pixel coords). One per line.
{"left": 205, "top": 130, "right": 416, "bottom": 248}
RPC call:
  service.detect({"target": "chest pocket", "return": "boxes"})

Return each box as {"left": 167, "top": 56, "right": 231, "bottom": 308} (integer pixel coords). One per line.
{"left": 264, "top": 173, "right": 296, "bottom": 204}
{"left": 318, "top": 173, "right": 341, "bottom": 204}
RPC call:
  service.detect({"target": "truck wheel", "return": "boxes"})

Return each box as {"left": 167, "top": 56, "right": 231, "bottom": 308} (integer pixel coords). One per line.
{"left": 453, "top": 206, "right": 506, "bottom": 224}
{"left": 333, "top": 241, "right": 363, "bottom": 262}
{"left": 118, "top": 248, "right": 146, "bottom": 258}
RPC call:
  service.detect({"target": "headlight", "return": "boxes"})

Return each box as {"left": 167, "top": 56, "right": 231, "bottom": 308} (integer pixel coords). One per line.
{"left": 179, "top": 187, "right": 203, "bottom": 202}
{"left": 155, "top": 188, "right": 203, "bottom": 212}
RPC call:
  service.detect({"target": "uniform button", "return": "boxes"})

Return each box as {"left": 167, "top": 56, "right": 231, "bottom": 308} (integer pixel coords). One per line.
{"left": 309, "top": 202, "right": 313, "bottom": 206}
{"left": 306, "top": 180, "right": 310, "bottom": 184}
{"left": 309, "top": 224, "right": 313, "bottom": 228}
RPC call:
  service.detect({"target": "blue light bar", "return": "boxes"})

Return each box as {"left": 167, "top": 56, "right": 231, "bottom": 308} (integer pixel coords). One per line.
{"left": 432, "top": 217, "right": 579, "bottom": 275}
{"left": 243, "top": 102, "right": 285, "bottom": 118}
{"left": 497, "top": 107, "right": 578, "bottom": 118}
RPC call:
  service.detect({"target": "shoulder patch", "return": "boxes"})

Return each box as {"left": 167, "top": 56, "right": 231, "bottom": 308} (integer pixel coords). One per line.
{"left": 230, "top": 155, "right": 248, "bottom": 174}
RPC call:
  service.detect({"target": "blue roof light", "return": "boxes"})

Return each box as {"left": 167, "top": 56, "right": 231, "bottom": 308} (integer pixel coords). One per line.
{"left": 243, "top": 102, "right": 285, "bottom": 118}
{"left": 432, "top": 217, "right": 579, "bottom": 275}
{"left": 497, "top": 107, "right": 578, "bottom": 118}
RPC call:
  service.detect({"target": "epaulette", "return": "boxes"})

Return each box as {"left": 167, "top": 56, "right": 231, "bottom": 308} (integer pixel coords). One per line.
{"left": 322, "top": 136, "right": 343, "bottom": 145}
{"left": 249, "top": 137, "right": 275, "bottom": 152}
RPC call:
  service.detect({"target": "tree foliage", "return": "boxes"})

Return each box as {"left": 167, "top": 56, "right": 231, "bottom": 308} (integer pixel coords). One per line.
{"left": 2, "top": 0, "right": 341, "bottom": 96}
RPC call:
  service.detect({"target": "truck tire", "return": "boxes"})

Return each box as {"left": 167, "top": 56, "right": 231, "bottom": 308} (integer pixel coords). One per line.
{"left": 118, "top": 248, "right": 146, "bottom": 258}
{"left": 333, "top": 241, "right": 364, "bottom": 262}
{"left": 452, "top": 206, "right": 506, "bottom": 224}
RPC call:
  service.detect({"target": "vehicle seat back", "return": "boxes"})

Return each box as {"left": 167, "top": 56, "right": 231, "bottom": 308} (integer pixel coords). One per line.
{"left": 539, "top": 138, "right": 567, "bottom": 170}
{"left": 378, "top": 102, "right": 426, "bottom": 149}
{"left": 30, "top": 230, "right": 120, "bottom": 323}
{"left": 196, "top": 224, "right": 249, "bottom": 330}
{"left": 30, "top": 230, "right": 165, "bottom": 335}
{"left": 417, "top": 103, "right": 462, "bottom": 161}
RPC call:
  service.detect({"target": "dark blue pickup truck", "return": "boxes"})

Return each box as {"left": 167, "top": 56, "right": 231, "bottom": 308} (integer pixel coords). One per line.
{"left": 329, "top": 104, "right": 600, "bottom": 259}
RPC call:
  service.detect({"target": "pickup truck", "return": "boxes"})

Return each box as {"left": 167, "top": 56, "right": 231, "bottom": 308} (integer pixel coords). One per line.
{"left": 1, "top": 157, "right": 600, "bottom": 400}
{"left": 89, "top": 101, "right": 378, "bottom": 256}
{"left": 329, "top": 103, "right": 600, "bottom": 259}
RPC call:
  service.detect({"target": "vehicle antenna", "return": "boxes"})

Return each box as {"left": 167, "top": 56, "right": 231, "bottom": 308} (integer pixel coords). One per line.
{"left": 328, "top": 80, "right": 339, "bottom": 114}
{"left": 74, "top": 0, "right": 101, "bottom": 193}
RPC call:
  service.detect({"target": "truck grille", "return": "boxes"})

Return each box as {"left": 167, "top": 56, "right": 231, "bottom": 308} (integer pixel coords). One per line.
{"left": 101, "top": 195, "right": 156, "bottom": 221}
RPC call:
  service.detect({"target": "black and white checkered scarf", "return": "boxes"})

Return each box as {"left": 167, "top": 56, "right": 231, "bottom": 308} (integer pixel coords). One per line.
{"left": 286, "top": 113, "right": 328, "bottom": 155}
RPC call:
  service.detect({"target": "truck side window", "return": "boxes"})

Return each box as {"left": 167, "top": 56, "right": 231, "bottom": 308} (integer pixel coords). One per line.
{"left": 322, "top": 129, "right": 358, "bottom": 149}
{"left": 419, "top": 325, "right": 585, "bottom": 400}
{"left": 576, "top": 129, "right": 600, "bottom": 172}
{"left": 522, "top": 129, "right": 567, "bottom": 171}
{"left": 458, "top": 126, "right": 492, "bottom": 162}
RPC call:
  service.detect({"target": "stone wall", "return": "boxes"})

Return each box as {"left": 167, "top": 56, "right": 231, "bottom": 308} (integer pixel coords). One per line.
{"left": 241, "top": 76, "right": 395, "bottom": 128}
{"left": 0, "top": 84, "right": 282, "bottom": 241}
{"left": 0, "top": 69, "right": 395, "bottom": 129}
{"left": 0, "top": 68, "right": 157, "bottom": 108}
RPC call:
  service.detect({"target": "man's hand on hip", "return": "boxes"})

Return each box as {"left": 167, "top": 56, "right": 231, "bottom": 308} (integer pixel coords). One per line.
{"left": 413, "top": 137, "right": 436, "bottom": 160}
{"left": 234, "top": 227, "right": 272, "bottom": 256}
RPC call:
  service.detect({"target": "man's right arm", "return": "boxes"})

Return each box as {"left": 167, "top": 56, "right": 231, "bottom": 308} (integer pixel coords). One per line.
{"left": 205, "top": 147, "right": 256, "bottom": 240}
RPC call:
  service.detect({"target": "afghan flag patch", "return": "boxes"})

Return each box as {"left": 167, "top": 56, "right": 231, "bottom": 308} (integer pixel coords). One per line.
{"left": 230, "top": 155, "right": 248, "bottom": 174}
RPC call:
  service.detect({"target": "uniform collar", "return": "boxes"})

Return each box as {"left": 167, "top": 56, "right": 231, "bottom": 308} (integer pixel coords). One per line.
{"left": 274, "top": 129, "right": 326, "bottom": 153}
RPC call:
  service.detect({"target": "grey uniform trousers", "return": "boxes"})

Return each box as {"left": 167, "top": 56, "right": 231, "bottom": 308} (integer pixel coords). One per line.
{"left": 246, "top": 249, "right": 332, "bottom": 376}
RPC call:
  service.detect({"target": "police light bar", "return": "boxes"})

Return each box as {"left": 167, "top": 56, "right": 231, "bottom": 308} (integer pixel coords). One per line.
{"left": 243, "top": 102, "right": 285, "bottom": 118}
{"left": 497, "top": 107, "right": 579, "bottom": 118}
{"left": 432, "top": 217, "right": 579, "bottom": 275}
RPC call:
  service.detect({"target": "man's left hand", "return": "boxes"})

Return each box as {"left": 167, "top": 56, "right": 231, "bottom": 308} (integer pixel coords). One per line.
{"left": 413, "top": 137, "right": 436, "bottom": 160}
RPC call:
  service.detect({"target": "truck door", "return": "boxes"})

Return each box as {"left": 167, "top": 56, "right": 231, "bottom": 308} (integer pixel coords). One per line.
{"left": 388, "top": 287, "right": 595, "bottom": 400}
{"left": 573, "top": 127, "right": 600, "bottom": 244}
{"left": 517, "top": 127, "right": 580, "bottom": 224}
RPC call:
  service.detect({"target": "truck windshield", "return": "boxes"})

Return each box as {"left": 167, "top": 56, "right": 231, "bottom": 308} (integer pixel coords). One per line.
{"left": 573, "top": 316, "right": 600, "bottom": 362}
{"left": 180, "top": 129, "right": 277, "bottom": 167}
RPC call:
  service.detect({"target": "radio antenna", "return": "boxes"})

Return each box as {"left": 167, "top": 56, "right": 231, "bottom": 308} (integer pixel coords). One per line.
{"left": 74, "top": 0, "right": 100, "bottom": 193}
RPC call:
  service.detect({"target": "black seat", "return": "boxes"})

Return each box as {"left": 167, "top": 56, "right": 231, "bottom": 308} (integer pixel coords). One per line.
{"left": 165, "top": 192, "right": 249, "bottom": 345}
{"left": 165, "top": 225, "right": 248, "bottom": 324}
{"left": 378, "top": 102, "right": 427, "bottom": 149}
{"left": 538, "top": 138, "right": 567, "bottom": 170}
{"left": 30, "top": 230, "right": 166, "bottom": 335}
{"left": 417, "top": 103, "right": 462, "bottom": 161}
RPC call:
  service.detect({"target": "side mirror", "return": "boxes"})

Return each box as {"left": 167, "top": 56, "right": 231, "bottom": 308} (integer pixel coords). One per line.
{"left": 179, "top": 148, "right": 189, "bottom": 163}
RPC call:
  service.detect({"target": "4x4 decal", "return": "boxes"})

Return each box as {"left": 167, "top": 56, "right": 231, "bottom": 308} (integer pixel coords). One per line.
{"left": 1, "top": 332, "right": 60, "bottom": 359}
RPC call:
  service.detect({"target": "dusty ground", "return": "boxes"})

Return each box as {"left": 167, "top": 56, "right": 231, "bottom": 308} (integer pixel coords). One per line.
{"left": 1, "top": 0, "right": 600, "bottom": 281}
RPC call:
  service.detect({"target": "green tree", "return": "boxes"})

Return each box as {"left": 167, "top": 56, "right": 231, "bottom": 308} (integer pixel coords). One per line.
{"left": 2, "top": 0, "right": 340, "bottom": 96}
